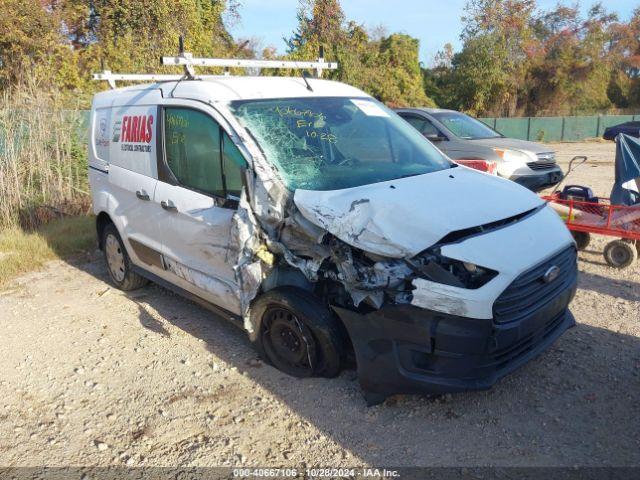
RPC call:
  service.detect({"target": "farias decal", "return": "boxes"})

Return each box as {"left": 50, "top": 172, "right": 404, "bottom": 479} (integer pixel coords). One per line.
{"left": 113, "top": 115, "right": 154, "bottom": 152}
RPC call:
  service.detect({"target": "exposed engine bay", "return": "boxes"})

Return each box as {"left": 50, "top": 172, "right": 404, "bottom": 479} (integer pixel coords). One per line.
{"left": 232, "top": 183, "right": 513, "bottom": 329}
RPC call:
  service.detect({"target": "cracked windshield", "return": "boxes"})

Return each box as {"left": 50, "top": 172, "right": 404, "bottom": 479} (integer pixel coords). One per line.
{"left": 230, "top": 97, "right": 451, "bottom": 190}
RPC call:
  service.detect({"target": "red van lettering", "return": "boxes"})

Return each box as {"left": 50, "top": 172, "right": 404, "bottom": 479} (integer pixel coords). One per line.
{"left": 138, "top": 115, "right": 146, "bottom": 143}
{"left": 121, "top": 117, "right": 128, "bottom": 142}
{"left": 118, "top": 114, "right": 154, "bottom": 143}
{"left": 146, "top": 116, "right": 154, "bottom": 143}
{"left": 132, "top": 116, "right": 140, "bottom": 142}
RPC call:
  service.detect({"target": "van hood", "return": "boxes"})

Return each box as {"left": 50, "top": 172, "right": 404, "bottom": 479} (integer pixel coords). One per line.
{"left": 293, "top": 166, "right": 544, "bottom": 258}
{"left": 470, "top": 137, "right": 554, "bottom": 155}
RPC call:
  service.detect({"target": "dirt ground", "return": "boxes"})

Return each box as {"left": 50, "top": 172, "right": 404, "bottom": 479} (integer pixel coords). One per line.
{"left": 0, "top": 141, "right": 638, "bottom": 468}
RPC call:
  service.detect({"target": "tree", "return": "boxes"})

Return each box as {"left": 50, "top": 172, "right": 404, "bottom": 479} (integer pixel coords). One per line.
{"left": 287, "top": 0, "right": 345, "bottom": 53}
{"left": 608, "top": 7, "right": 640, "bottom": 108}
{"left": 1, "top": 0, "right": 238, "bottom": 102}
{"left": 456, "top": 0, "right": 537, "bottom": 115}
{"left": 527, "top": 3, "right": 618, "bottom": 114}
{"left": 370, "top": 34, "right": 433, "bottom": 106}
{"left": 424, "top": 0, "right": 640, "bottom": 115}
{"left": 450, "top": 34, "right": 513, "bottom": 115}
{"left": 284, "top": 0, "right": 433, "bottom": 107}
{"left": 0, "top": 0, "right": 73, "bottom": 88}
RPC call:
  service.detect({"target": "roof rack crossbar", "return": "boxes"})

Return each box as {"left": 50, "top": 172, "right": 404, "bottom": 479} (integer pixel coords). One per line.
{"left": 161, "top": 56, "right": 337, "bottom": 73}
{"left": 92, "top": 71, "right": 217, "bottom": 89}
{"left": 94, "top": 47, "right": 338, "bottom": 88}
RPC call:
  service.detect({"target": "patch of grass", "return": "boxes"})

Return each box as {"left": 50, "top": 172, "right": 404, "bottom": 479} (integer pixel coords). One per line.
{"left": 0, "top": 215, "right": 95, "bottom": 289}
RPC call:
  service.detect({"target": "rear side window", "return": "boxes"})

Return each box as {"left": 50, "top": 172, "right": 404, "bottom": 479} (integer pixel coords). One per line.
{"left": 403, "top": 115, "right": 441, "bottom": 137}
{"left": 164, "top": 108, "right": 225, "bottom": 196}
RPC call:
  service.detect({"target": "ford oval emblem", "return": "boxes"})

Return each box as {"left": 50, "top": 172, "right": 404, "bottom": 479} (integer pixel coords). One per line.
{"left": 543, "top": 265, "right": 561, "bottom": 283}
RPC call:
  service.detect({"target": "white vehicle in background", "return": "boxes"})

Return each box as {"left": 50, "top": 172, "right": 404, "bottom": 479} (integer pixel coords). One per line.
{"left": 88, "top": 50, "right": 577, "bottom": 404}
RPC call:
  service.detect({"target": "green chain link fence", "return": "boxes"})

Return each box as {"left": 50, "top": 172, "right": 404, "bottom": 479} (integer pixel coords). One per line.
{"left": 480, "top": 114, "right": 639, "bottom": 142}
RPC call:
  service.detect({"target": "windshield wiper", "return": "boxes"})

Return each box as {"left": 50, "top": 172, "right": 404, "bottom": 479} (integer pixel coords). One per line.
{"left": 398, "top": 172, "right": 425, "bottom": 179}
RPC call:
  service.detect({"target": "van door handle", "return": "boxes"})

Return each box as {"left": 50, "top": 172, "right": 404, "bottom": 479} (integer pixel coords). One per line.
{"left": 135, "top": 190, "right": 150, "bottom": 201}
{"left": 160, "top": 200, "right": 177, "bottom": 211}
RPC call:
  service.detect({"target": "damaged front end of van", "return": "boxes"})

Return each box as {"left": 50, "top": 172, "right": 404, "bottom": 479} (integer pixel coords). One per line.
{"left": 223, "top": 96, "right": 577, "bottom": 403}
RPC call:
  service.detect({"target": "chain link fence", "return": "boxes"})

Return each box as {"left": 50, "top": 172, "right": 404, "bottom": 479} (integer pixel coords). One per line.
{"left": 480, "top": 114, "right": 639, "bottom": 142}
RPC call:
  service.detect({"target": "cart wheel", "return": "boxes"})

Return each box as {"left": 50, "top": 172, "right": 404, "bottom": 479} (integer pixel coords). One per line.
{"left": 571, "top": 231, "right": 591, "bottom": 251}
{"left": 603, "top": 240, "right": 637, "bottom": 269}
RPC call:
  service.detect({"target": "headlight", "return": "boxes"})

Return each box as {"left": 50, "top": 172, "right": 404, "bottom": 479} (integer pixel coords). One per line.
{"left": 493, "top": 148, "right": 532, "bottom": 163}
{"left": 406, "top": 251, "right": 498, "bottom": 289}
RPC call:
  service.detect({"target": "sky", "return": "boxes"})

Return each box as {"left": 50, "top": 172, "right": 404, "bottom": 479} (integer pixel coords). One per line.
{"left": 230, "top": 0, "right": 639, "bottom": 65}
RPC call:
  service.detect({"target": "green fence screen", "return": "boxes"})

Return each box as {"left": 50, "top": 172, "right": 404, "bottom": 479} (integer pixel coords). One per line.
{"left": 480, "top": 114, "right": 639, "bottom": 142}
{"left": 0, "top": 110, "right": 91, "bottom": 156}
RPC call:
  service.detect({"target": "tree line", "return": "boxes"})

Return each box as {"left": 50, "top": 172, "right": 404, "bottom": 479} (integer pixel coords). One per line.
{"left": 426, "top": 0, "right": 640, "bottom": 116}
{"left": 0, "top": 0, "right": 639, "bottom": 116}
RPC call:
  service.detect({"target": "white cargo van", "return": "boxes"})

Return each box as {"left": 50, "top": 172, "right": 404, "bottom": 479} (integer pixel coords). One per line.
{"left": 89, "top": 56, "right": 577, "bottom": 404}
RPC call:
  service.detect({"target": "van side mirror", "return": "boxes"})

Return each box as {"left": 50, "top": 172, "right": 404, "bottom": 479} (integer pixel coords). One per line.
{"left": 424, "top": 133, "right": 446, "bottom": 142}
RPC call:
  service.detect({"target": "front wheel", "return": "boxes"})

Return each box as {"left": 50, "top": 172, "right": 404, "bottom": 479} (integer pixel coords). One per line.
{"left": 249, "top": 287, "right": 344, "bottom": 378}
{"left": 603, "top": 240, "right": 637, "bottom": 269}
{"left": 102, "top": 223, "right": 148, "bottom": 290}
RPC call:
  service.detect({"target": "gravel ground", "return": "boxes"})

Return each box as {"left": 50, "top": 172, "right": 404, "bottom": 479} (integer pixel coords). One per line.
{"left": 0, "top": 141, "right": 638, "bottom": 468}
{"left": 547, "top": 140, "right": 623, "bottom": 198}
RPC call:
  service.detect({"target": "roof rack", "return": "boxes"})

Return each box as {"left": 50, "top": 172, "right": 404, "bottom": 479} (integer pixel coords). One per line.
{"left": 93, "top": 38, "right": 338, "bottom": 89}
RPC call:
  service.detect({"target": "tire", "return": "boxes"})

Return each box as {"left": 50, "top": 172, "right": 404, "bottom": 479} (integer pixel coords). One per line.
{"left": 248, "top": 287, "right": 344, "bottom": 378}
{"left": 571, "top": 231, "right": 591, "bottom": 251}
{"left": 102, "top": 223, "right": 148, "bottom": 291}
{"left": 603, "top": 240, "right": 638, "bottom": 269}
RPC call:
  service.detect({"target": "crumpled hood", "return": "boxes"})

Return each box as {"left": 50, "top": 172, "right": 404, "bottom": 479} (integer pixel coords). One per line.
{"left": 293, "top": 166, "right": 544, "bottom": 258}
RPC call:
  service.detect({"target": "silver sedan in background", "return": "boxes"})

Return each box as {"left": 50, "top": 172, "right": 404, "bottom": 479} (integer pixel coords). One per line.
{"left": 396, "top": 108, "right": 563, "bottom": 191}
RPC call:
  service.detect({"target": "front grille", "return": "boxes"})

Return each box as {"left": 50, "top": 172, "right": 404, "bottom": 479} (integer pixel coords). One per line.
{"left": 493, "top": 246, "right": 577, "bottom": 325}
{"left": 527, "top": 152, "right": 556, "bottom": 170}
{"left": 537, "top": 152, "right": 556, "bottom": 162}
{"left": 491, "top": 310, "right": 566, "bottom": 369}
{"left": 527, "top": 160, "right": 556, "bottom": 170}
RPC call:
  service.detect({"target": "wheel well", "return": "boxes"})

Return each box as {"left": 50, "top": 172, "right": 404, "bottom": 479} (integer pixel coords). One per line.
{"left": 260, "top": 267, "right": 313, "bottom": 293}
{"left": 96, "top": 212, "right": 113, "bottom": 250}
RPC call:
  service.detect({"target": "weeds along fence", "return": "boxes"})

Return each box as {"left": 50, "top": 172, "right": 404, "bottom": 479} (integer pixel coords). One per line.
{"left": 0, "top": 89, "right": 90, "bottom": 229}
{"left": 480, "top": 114, "right": 640, "bottom": 142}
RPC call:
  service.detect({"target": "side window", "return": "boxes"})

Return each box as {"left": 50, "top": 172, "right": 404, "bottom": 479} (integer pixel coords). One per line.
{"left": 222, "top": 133, "right": 247, "bottom": 197}
{"left": 404, "top": 115, "right": 426, "bottom": 131}
{"left": 420, "top": 119, "right": 441, "bottom": 137}
{"left": 164, "top": 108, "right": 224, "bottom": 196}
{"left": 404, "top": 115, "right": 440, "bottom": 137}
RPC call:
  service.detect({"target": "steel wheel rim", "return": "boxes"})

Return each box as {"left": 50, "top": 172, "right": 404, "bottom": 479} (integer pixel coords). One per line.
{"left": 105, "top": 234, "right": 125, "bottom": 282}
{"left": 612, "top": 246, "right": 630, "bottom": 265}
{"left": 262, "top": 307, "right": 316, "bottom": 374}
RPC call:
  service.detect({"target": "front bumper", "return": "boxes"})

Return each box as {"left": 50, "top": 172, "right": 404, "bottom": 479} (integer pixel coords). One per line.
{"left": 333, "top": 277, "right": 576, "bottom": 403}
{"left": 510, "top": 166, "right": 563, "bottom": 191}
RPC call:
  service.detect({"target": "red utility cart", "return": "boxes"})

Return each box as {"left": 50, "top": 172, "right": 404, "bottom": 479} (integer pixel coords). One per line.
{"left": 543, "top": 193, "right": 640, "bottom": 268}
